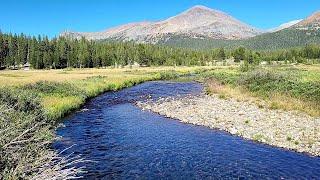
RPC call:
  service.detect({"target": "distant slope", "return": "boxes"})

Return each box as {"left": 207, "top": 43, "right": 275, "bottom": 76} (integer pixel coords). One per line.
{"left": 239, "top": 28, "right": 320, "bottom": 50}
{"left": 295, "top": 11, "right": 320, "bottom": 30}
{"left": 159, "top": 10, "right": 320, "bottom": 50}
{"left": 61, "top": 5, "right": 262, "bottom": 43}
{"left": 62, "top": 8, "right": 320, "bottom": 50}
{"left": 159, "top": 29, "right": 320, "bottom": 50}
{"left": 268, "top": 19, "right": 302, "bottom": 32}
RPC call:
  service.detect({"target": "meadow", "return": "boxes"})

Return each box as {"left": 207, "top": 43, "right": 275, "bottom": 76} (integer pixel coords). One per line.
{"left": 203, "top": 64, "right": 320, "bottom": 117}
{"left": 0, "top": 66, "right": 209, "bottom": 178}
{"left": 1, "top": 64, "right": 320, "bottom": 178}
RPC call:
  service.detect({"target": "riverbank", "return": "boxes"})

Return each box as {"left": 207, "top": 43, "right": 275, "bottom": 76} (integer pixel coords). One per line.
{"left": 54, "top": 80, "right": 320, "bottom": 178}
{"left": 137, "top": 94, "right": 320, "bottom": 156}
{"left": 0, "top": 67, "right": 209, "bottom": 179}
{"left": 198, "top": 65, "right": 320, "bottom": 117}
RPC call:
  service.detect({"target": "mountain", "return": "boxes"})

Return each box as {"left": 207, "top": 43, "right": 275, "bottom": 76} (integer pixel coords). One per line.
{"left": 61, "top": 5, "right": 263, "bottom": 43}
{"left": 294, "top": 11, "right": 320, "bottom": 30}
{"left": 268, "top": 19, "right": 302, "bottom": 32}
{"left": 158, "top": 28, "right": 320, "bottom": 50}
{"left": 159, "top": 10, "right": 320, "bottom": 50}
{"left": 61, "top": 7, "right": 320, "bottom": 50}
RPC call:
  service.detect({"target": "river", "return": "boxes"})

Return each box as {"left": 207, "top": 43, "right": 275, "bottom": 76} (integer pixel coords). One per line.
{"left": 54, "top": 81, "right": 320, "bottom": 179}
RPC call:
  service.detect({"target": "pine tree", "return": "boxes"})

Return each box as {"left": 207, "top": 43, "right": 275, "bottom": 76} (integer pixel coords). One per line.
{"left": 218, "top": 47, "right": 226, "bottom": 60}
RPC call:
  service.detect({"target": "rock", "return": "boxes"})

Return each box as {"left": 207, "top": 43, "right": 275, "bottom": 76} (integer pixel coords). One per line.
{"left": 136, "top": 94, "right": 320, "bottom": 156}
{"left": 229, "top": 127, "right": 238, "bottom": 134}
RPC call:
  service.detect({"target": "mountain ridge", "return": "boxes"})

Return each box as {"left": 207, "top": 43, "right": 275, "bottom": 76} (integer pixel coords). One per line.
{"left": 61, "top": 6, "right": 320, "bottom": 50}
{"left": 268, "top": 19, "right": 302, "bottom": 32}
{"left": 61, "top": 5, "right": 263, "bottom": 43}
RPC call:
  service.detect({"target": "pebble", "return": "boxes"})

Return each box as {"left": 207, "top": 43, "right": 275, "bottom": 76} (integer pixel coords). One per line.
{"left": 136, "top": 94, "right": 320, "bottom": 156}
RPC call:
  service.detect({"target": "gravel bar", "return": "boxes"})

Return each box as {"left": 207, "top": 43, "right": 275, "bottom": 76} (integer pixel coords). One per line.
{"left": 137, "top": 94, "right": 320, "bottom": 156}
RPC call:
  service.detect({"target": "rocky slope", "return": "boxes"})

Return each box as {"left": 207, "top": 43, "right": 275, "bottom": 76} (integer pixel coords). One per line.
{"left": 61, "top": 5, "right": 262, "bottom": 43}
{"left": 268, "top": 19, "right": 302, "bottom": 32}
{"left": 295, "top": 11, "right": 320, "bottom": 30}
{"left": 158, "top": 10, "right": 320, "bottom": 50}
{"left": 267, "top": 11, "right": 320, "bottom": 32}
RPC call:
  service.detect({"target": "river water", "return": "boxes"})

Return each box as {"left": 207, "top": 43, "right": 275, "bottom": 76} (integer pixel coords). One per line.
{"left": 54, "top": 81, "right": 320, "bottom": 179}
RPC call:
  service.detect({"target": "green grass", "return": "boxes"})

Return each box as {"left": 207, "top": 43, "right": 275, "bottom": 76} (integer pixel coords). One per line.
{"left": 253, "top": 134, "right": 266, "bottom": 142}
{"left": 237, "top": 69, "right": 320, "bottom": 104}
{"left": 205, "top": 65, "right": 320, "bottom": 116}
{"left": 1, "top": 64, "right": 319, "bottom": 178}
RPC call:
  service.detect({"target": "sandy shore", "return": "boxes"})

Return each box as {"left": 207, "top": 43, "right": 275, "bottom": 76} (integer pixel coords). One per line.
{"left": 137, "top": 94, "right": 320, "bottom": 156}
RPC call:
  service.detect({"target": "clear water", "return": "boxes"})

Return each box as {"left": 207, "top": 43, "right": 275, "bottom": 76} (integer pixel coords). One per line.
{"left": 54, "top": 81, "right": 320, "bottom": 179}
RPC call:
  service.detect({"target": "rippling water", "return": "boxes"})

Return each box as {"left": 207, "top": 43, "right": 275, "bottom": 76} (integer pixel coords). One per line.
{"left": 54, "top": 81, "right": 320, "bottom": 179}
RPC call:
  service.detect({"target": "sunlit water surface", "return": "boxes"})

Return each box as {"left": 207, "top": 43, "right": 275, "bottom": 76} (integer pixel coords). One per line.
{"left": 54, "top": 81, "right": 320, "bottom": 179}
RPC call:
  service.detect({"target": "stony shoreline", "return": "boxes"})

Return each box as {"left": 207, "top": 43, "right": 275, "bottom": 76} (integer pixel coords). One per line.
{"left": 136, "top": 94, "right": 320, "bottom": 156}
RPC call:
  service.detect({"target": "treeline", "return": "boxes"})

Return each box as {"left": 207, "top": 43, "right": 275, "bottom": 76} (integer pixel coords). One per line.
{"left": 0, "top": 32, "right": 229, "bottom": 69}
{"left": 0, "top": 31, "right": 320, "bottom": 70}
{"left": 259, "top": 44, "right": 320, "bottom": 64}
{"left": 162, "top": 29, "right": 320, "bottom": 51}
{"left": 226, "top": 44, "right": 320, "bottom": 65}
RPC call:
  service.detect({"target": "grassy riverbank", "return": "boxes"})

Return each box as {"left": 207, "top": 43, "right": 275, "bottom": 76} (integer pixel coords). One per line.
{"left": 202, "top": 65, "right": 320, "bottom": 117}
{"left": 1, "top": 64, "right": 319, "bottom": 178}
{"left": 0, "top": 66, "right": 208, "bottom": 179}
{"left": 137, "top": 64, "right": 320, "bottom": 157}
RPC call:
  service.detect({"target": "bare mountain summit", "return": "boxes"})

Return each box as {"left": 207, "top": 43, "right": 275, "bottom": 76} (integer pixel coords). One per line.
{"left": 61, "top": 5, "right": 262, "bottom": 43}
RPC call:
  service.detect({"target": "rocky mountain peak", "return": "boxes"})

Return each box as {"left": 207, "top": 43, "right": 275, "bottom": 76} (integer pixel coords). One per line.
{"left": 61, "top": 5, "right": 262, "bottom": 43}
{"left": 184, "top": 5, "right": 219, "bottom": 14}
{"left": 180, "top": 5, "right": 229, "bottom": 19}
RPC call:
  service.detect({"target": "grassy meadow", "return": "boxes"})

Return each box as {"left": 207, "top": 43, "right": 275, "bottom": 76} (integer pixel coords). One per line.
{"left": 203, "top": 64, "right": 320, "bottom": 117}
{"left": 1, "top": 64, "right": 320, "bottom": 178}
{"left": 0, "top": 66, "right": 209, "bottom": 178}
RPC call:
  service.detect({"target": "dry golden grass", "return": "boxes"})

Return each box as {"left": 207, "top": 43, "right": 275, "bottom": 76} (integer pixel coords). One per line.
{"left": 0, "top": 66, "right": 207, "bottom": 87}
{"left": 1, "top": 66, "right": 213, "bottom": 178}
{"left": 206, "top": 78, "right": 320, "bottom": 117}
{"left": 298, "top": 64, "right": 320, "bottom": 71}
{"left": 0, "top": 66, "right": 210, "bottom": 120}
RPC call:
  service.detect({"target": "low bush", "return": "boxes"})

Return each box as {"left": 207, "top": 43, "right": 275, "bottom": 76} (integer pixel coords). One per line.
{"left": 158, "top": 71, "right": 180, "bottom": 80}
{"left": 0, "top": 88, "right": 44, "bottom": 117}
{"left": 0, "top": 88, "right": 53, "bottom": 178}
{"left": 200, "top": 71, "right": 239, "bottom": 85}
{"left": 238, "top": 69, "right": 320, "bottom": 102}
{"left": 23, "top": 81, "right": 86, "bottom": 98}
{"left": 204, "top": 66, "right": 320, "bottom": 116}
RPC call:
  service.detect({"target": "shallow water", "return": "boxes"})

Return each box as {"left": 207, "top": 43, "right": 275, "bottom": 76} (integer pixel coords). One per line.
{"left": 54, "top": 81, "right": 320, "bottom": 179}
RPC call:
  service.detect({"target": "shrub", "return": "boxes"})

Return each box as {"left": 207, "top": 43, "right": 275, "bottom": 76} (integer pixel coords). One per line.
{"left": 0, "top": 89, "right": 51, "bottom": 178}
{"left": 23, "top": 81, "right": 86, "bottom": 98}
{"left": 237, "top": 70, "right": 289, "bottom": 96}
{"left": 158, "top": 71, "right": 180, "bottom": 80}
{"left": 238, "top": 69, "right": 320, "bottom": 102}
{"left": 201, "top": 71, "right": 239, "bottom": 85}
{"left": 0, "top": 88, "right": 44, "bottom": 116}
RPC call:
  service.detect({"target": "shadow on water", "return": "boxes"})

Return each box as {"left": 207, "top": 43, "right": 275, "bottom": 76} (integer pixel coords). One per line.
{"left": 53, "top": 81, "right": 320, "bottom": 179}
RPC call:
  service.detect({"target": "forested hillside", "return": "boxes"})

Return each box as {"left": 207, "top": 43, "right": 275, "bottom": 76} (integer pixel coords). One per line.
{"left": 0, "top": 32, "right": 217, "bottom": 69}
{"left": 1, "top": 31, "right": 320, "bottom": 70}
{"left": 160, "top": 29, "right": 320, "bottom": 50}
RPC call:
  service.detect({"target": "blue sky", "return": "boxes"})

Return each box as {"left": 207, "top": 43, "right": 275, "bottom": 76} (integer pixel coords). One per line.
{"left": 1, "top": 0, "right": 319, "bottom": 38}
